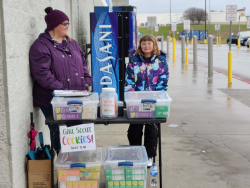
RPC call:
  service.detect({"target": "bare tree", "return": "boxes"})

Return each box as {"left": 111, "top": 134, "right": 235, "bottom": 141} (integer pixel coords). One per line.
{"left": 184, "top": 7, "right": 208, "bottom": 25}
{"left": 194, "top": 8, "right": 208, "bottom": 24}
{"left": 184, "top": 7, "right": 196, "bottom": 23}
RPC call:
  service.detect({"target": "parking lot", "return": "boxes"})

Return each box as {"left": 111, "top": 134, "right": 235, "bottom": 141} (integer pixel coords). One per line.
{"left": 173, "top": 42, "right": 250, "bottom": 82}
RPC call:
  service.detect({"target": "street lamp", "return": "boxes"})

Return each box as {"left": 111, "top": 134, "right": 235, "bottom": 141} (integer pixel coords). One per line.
{"left": 170, "top": 0, "right": 172, "bottom": 37}
{"left": 170, "top": 0, "right": 171, "bottom": 24}
{"left": 205, "top": 0, "right": 206, "bottom": 39}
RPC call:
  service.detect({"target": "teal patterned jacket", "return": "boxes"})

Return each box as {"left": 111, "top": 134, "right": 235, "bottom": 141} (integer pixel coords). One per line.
{"left": 125, "top": 50, "right": 169, "bottom": 91}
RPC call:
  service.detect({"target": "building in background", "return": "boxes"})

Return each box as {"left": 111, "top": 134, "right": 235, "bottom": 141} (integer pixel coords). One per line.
{"left": 137, "top": 13, "right": 184, "bottom": 26}
{"left": 137, "top": 8, "right": 247, "bottom": 26}
{"left": 112, "top": 0, "right": 129, "bottom": 6}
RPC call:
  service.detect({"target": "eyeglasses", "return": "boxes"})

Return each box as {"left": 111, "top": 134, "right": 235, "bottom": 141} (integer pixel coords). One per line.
{"left": 61, "top": 23, "right": 70, "bottom": 26}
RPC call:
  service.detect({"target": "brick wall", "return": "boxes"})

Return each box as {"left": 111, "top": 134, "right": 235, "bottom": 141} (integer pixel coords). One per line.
{"left": 0, "top": 0, "right": 11, "bottom": 187}
{"left": 0, "top": 0, "right": 105, "bottom": 187}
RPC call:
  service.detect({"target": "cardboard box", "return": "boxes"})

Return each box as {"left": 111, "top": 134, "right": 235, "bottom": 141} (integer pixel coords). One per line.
{"left": 27, "top": 160, "right": 51, "bottom": 188}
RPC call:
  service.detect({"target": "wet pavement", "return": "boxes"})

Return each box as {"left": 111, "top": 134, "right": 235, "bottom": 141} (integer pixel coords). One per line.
{"left": 163, "top": 59, "right": 250, "bottom": 188}
{"left": 94, "top": 42, "right": 250, "bottom": 188}
{"left": 175, "top": 42, "right": 250, "bottom": 81}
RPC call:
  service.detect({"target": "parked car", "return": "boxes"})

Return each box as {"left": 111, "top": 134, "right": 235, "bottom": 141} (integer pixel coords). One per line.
{"left": 227, "top": 35, "right": 245, "bottom": 45}
{"left": 211, "top": 35, "right": 217, "bottom": 41}
{"left": 156, "top": 36, "right": 162, "bottom": 41}
{"left": 247, "top": 38, "right": 250, "bottom": 48}
{"left": 241, "top": 36, "right": 250, "bottom": 46}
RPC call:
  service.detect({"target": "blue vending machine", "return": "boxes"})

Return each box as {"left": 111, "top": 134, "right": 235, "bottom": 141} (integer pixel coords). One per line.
{"left": 192, "top": 30, "right": 200, "bottom": 40}
{"left": 188, "top": 32, "right": 193, "bottom": 39}
{"left": 199, "top": 30, "right": 208, "bottom": 40}
{"left": 90, "top": 6, "right": 137, "bottom": 101}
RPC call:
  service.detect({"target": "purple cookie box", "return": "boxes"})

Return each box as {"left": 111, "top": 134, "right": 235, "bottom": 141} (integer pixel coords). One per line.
{"left": 54, "top": 107, "right": 73, "bottom": 113}
{"left": 127, "top": 105, "right": 154, "bottom": 118}
{"left": 55, "top": 113, "right": 81, "bottom": 120}
{"left": 54, "top": 107, "right": 81, "bottom": 120}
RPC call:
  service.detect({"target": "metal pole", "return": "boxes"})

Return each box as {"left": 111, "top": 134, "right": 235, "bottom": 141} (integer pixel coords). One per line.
{"left": 207, "top": 0, "right": 210, "bottom": 36}
{"left": 228, "top": 21, "right": 233, "bottom": 83}
{"left": 157, "top": 123, "right": 162, "bottom": 188}
{"left": 238, "top": 16, "right": 241, "bottom": 47}
{"left": 219, "top": 28, "right": 221, "bottom": 45}
{"left": 217, "top": 30, "right": 218, "bottom": 46}
{"left": 193, "top": 36, "right": 197, "bottom": 68}
{"left": 181, "top": 36, "right": 185, "bottom": 63}
{"left": 209, "top": 0, "right": 211, "bottom": 32}
{"left": 151, "top": 18, "right": 153, "bottom": 35}
{"left": 229, "top": 21, "right": 232, "bottom": 51}
{"left": 170, "top": 0, "right": 171, "bottom": 24}
{"left": 186, "top": 31, "right": 189, "bottom": 65}
{"left": 186, "top": 47, "right": 189, "bottom": 65}
{"left": 170, "top": 0, "right": 172, "bottom": 37}
{"left": 239, "top": 15, "right": 240, "bottom": 36}
{"left": 173, "top": 31, "right": 176, "bottom": 60}
{"left": 191, "top": 26, "right": 193, "bottom": 44}
{"left": 186, "top": 31, "right": 188, "bottom": 47}
{"left": 205, "top": 0, "right": 206, "bottom": 39}
{"left": 161, "top": 36, "right": 164, "bottom": 52}
{"left": 50, "top": 125, "right": 54, "bottom": 188}
{"left": 208, "top": 35, "right": 213, "bottom": 75}
{"left": 167, "top": 36, "right": 170, "bottom": 58}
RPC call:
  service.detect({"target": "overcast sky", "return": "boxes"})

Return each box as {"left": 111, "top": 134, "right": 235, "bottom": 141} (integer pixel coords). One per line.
{"left": 129, "top": 0, "right": 250, "bottom": 15}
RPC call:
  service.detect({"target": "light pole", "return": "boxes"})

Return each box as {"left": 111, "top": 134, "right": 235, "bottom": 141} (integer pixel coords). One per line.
{"left": 205, "top": 0, "right": 206, "bottom": 39}
{"left": 170, "top": 0, "right": 172, "bottom": 37}
{"left": 208, "top": 0, "right": 210, "bottom": 35}
{"left": 238, "top": 15, "right": 241, "bottom": 36}
{"left": 170, "top": 0, "right": 171, "bottom": 24}
{"left": 238, "top": 15, "right": 241, "bottom": 47}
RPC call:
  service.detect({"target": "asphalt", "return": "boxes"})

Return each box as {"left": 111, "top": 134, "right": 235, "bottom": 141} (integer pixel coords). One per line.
{"left": 175, "top": 42, "right": 250, "bottom": 81}
{"left": 94, "top": 42, "right": 250, "bottom": 188}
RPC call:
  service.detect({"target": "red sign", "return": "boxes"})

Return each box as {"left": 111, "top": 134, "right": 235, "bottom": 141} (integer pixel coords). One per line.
{"left": 169, "top": 31, "right": 172, "bottom": 34}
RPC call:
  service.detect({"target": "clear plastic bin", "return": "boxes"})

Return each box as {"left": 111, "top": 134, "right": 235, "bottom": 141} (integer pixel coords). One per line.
{"left": 51, "top": 93, "right": 99, "bottom": 121}
{"left": 55, "top": 148, "right": 102, "bottom": 188}
{"left": 103, "top": 146, "right": 148, "bottom": 188}
{"left": 124, "top": 91, "right": 172, "bottom": 119}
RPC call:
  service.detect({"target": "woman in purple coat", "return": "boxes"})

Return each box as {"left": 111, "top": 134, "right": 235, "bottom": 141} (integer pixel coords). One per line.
{"left": 29, "top": 7, "right": 92, "bottom": 151}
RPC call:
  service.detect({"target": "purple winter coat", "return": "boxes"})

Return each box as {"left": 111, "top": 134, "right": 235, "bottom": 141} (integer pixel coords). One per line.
{"left": 29, "top": 29, "right": 92, "bottom": 108}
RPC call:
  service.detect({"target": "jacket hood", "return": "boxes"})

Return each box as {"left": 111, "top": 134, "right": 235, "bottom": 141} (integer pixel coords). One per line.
{"left": 38, "top": 29, "right": 69, "bottom": 46}
{"left": 38, "top": 29, "right": 53, "bottom": 41}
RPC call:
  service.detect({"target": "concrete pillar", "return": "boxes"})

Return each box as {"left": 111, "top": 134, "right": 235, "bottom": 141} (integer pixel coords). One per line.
{"left": 208, "top": 35, "right": 213, "bottom": 75}
{"left": 181, "top": 36, "right": 185, "bottom": 63}
{"left": 193, "top": 36, "right": 197, "bottom": 68}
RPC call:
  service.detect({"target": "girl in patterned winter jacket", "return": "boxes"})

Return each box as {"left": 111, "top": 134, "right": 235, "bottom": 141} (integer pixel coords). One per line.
{"left": 125, "top": 34, "right": 169, "bottom": 166}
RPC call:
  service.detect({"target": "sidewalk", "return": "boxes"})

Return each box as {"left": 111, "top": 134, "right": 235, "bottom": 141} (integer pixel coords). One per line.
{"left": 94, "top": 50, "right": 250, "bottom": 187}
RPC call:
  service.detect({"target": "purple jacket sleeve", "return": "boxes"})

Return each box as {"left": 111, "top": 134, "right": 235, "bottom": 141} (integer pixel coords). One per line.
{"left": 29, "top": 41, "right": 63, "bottom": 90}
{"left": 75, "top": 42, "right": 93, "bottom": 86}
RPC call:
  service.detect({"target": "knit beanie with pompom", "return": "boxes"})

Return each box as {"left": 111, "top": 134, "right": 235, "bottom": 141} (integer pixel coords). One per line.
{"left": 44, "top": 7, "right": 69, "bottom": 31}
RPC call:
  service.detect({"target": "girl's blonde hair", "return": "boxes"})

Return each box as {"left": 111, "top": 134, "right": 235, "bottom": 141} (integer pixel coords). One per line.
{"left": 135, "top": 34, "right": 161, "bottom": 56}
